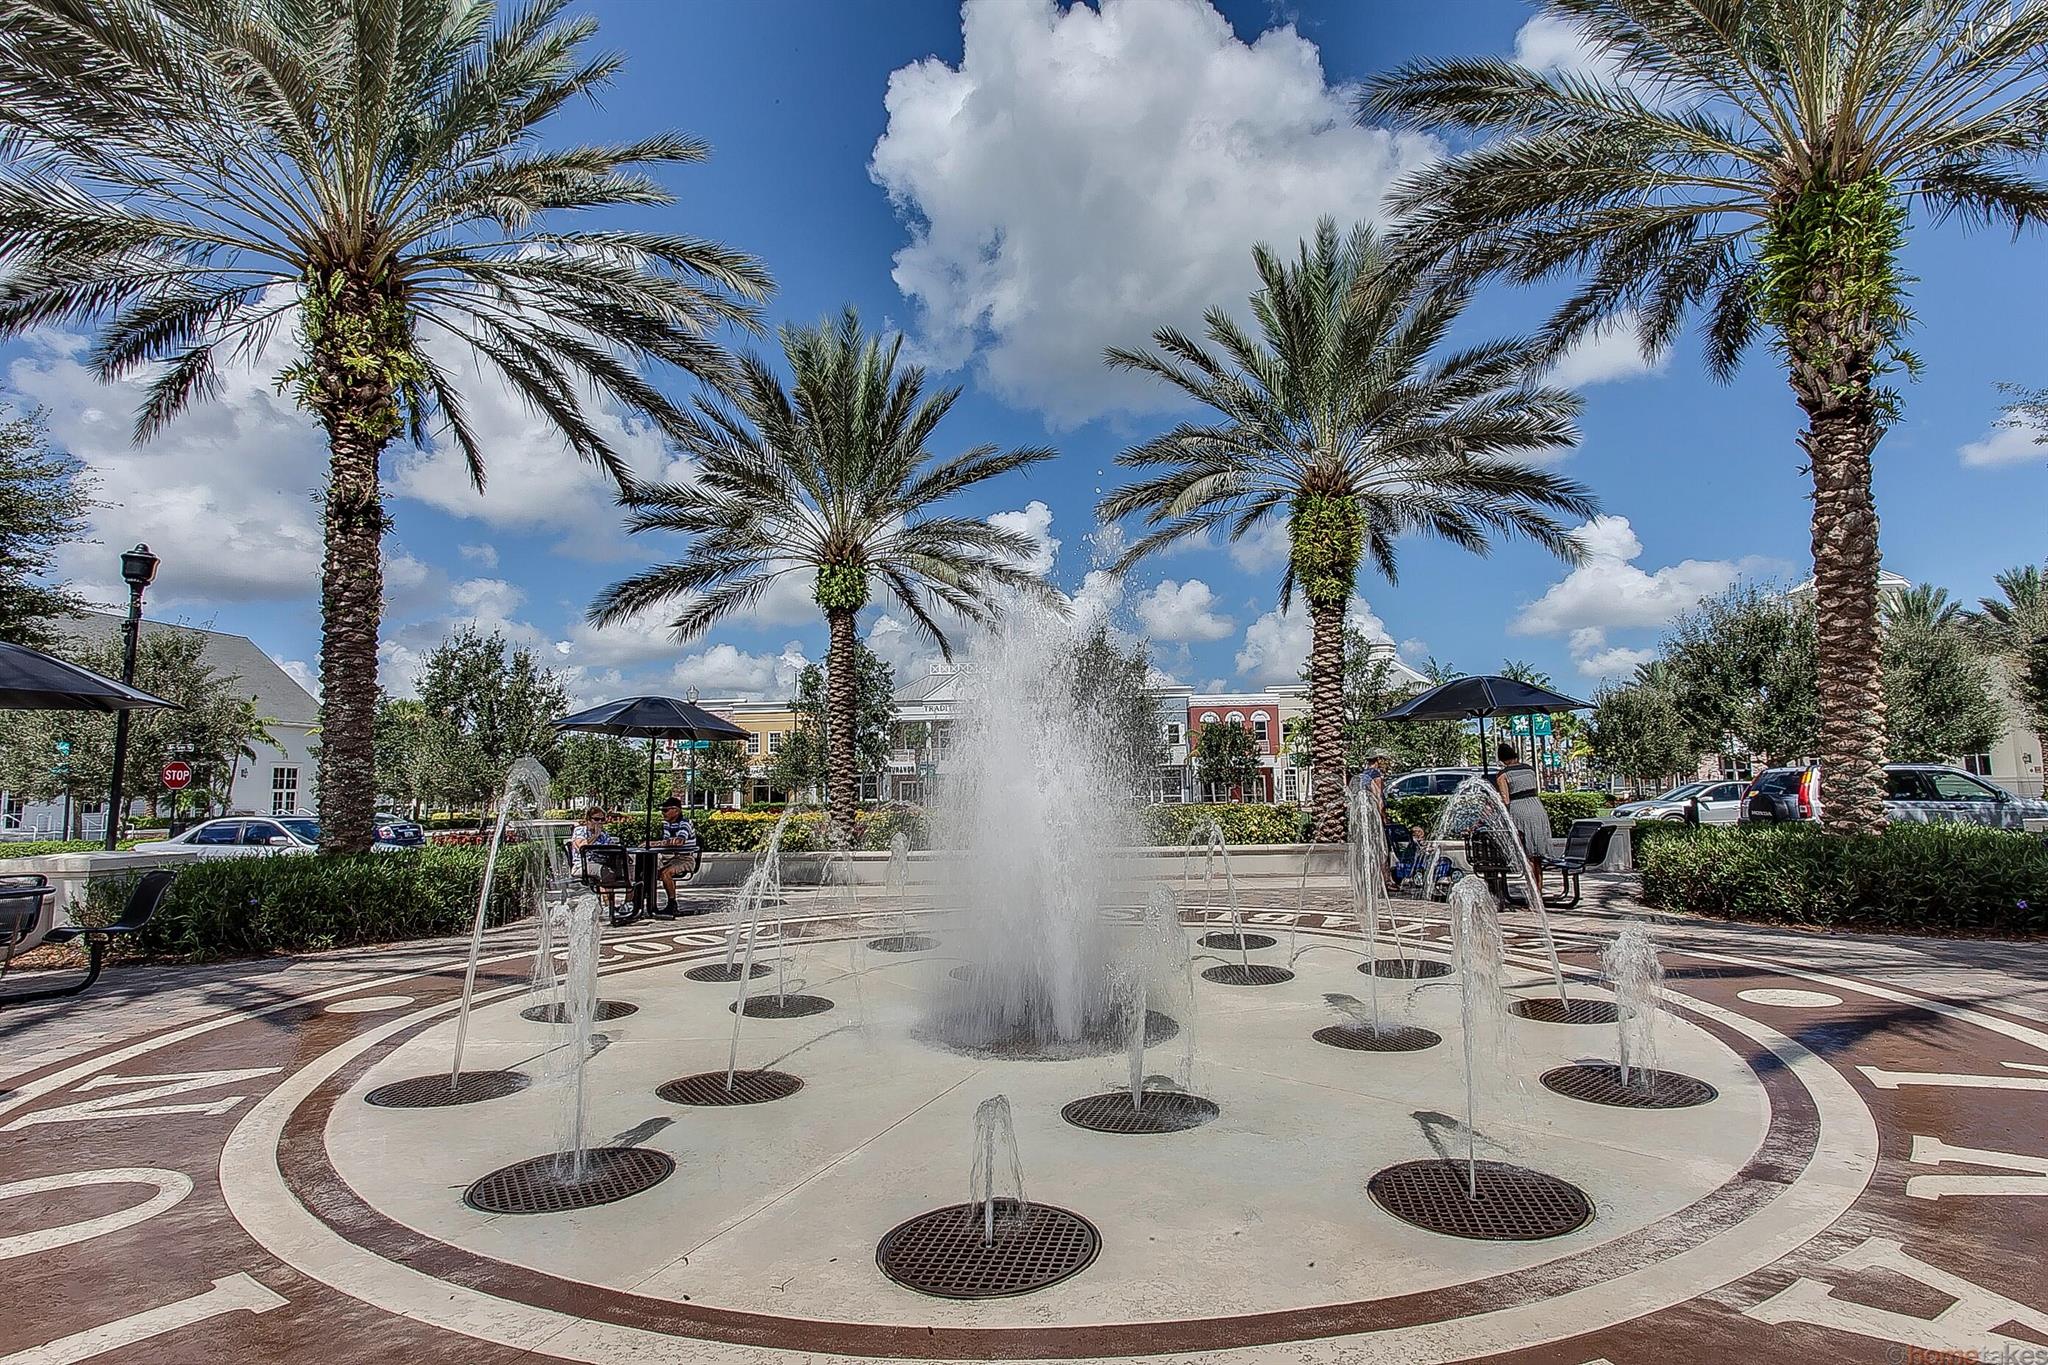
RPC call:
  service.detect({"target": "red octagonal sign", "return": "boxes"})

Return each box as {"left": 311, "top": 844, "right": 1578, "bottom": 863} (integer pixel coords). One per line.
{"left": 160, "top": 760, "right": 192, "bottom": 790}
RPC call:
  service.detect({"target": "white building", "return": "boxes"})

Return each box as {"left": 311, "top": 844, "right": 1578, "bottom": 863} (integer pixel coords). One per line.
{"left": 1, "top": 615, "right": 321, "bottom": 837}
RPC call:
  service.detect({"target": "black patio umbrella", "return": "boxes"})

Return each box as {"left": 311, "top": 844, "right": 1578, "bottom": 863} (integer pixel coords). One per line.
{"left": 551, "top": 695, "right": 749, "bottom": 824}
{"left": 0, "top": 640, "right": 176, "bottom": 712}
{"left": 1376, "top": 674, "right": 1591, "bottom": 774}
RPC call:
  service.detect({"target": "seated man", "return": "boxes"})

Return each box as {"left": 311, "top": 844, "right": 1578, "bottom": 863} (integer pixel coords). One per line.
{"left": 653, "top": 796, "right": 700, "bottom": 915}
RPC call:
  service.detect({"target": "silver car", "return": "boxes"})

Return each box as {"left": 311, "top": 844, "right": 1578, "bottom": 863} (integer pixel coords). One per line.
{"left": 133, "top": 816, "right": 320, "bottom": 858}
{"left": 1613, "top": 779, "right": 1746, "bottom": 825}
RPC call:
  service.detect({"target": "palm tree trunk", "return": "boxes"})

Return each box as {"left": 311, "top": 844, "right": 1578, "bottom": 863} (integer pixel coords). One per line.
{"left": 1801, "top": 402, "right": 1887, "bottom": 834}
{"left": 317, "top": 424, "right": 387, "bottom": 853}
{"left": 1308, "top": 593, "right": 1348, "bottom": 842}
{"left": 824, "top": 607, "right": 858, "bottom": 847}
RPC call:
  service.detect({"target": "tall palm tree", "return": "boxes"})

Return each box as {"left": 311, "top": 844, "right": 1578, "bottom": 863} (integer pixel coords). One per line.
{"left": 1361, "top": 0, "right": 2048, "bottom": 834}
{"left": 1884, "top": 583, "right": 1964, "bottom": 633}
{"left": 1099, "top": 220, "right": 1595, "bottom": 842}
{"left": 589, "top": 310, "right": 1055, "bottom": 845}
{"left": 1966, "top": 563, "right": 2048, "bottom": 741}
{"left": 0, "top": 0, "right": 770, "bottom": 851}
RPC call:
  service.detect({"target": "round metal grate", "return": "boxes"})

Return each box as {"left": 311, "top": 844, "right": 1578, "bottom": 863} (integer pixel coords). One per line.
{"left": 876, "top": 1199, "right": 1100, "bottom": 1299}
{"left": 1510, "top": 997, "right": 1620, "bottom": 1025}
{"left": 521, "top": 999, "right": 637, "bottom": 1024}
{"left": 1368, "top": 1159, "right": 1593, "bottom": 1241}
{"left": 684, "top": 962, "right": 772, "bottom": 983}
{"left": 730, "top": 992, "right": 834, "bottom": 1019}
{"left": 656, "top": 1069, "right": 804, "bottom": 1106}
{"left": 1061, "top": 1091, "right": 1219, "bottom": 1134}
{"left": 867, "top": 934, "right": 939, "bottom": 953}
{"left": 463, "top": 1146, "right": 674, "bottom": 1214}
{"left": 1197, "top": 932, "right": 1275, "bottom": 951}
{"left": 1201, "top": 963, "right": 1295, "bottom": 987}
{"left": 364, "top": 1070, "right": 529, "bottom": 1108}
{"left": 1540, "top": 1063, "right": 1717, "bottom": 1109}
{"left": 1313, "top": 1024, "right": 1442, "bottom": 1053}
{"left": 1367, "top": 958, "right": 1452, "bottom": 980}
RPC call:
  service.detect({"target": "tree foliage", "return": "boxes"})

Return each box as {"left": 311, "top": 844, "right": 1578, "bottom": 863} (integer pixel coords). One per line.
{"left": 1193, "top": 718, "right": 1262, "bottom": 799}
{"left": 1067, "top": 624, "right": 1164, "bottom": 790}
{"left": 0, "top": 406, "right": 92, "bottom": 650}
{"left": 1589, "top": 674, "right": 1700, "bottom": 790}
{"left": 413, "top": 628, "right": 570, "bottom": 810}
{"left": 770, "top": 649, "right": 895, "bottom": 801}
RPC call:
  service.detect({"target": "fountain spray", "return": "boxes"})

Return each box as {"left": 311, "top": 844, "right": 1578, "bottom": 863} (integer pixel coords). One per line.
{"left": 450, "top": 756, "right": 553, "bottom": 1090}
{"left": 1603, "top": 921, "right": 1664, "bottom": 1090}
{"left": 968, "top": 1095, "right": 1026, "bottom": 1248}
{"left": 1448, "top": 877, "right": 1509, "bottom": 1199}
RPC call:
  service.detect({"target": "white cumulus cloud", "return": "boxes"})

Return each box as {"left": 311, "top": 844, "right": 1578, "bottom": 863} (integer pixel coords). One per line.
{"left": 1546, "top": 312, "right": 1663, "bottom": 390}
{"left": 1135, "top": 578, "right": 1235, "bottom": 641}
{"left": 870, "top": 0, "right": 1437, "bottom": 425}
{"left": 1234, "top": 594, "right": 1388, "bottom": 686}
{"left": 1960, "top": 418, "right": 2048, "bottom": 468}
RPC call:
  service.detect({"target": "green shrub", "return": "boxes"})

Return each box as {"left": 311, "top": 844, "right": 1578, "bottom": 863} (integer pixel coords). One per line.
{"left": 0, "top": 839, "right": 106, "bottom": 859}
{"left": 1385, "top": 790, "right": 1608, "bottom": 838}
{"left": 112, "top": 844, "right": 546, "bottom": 960}
{"left": 1138, "top": 803, "right": 1310, "bottom": 846}
{"left": 1639, "top": 822, "right": 2047, "bottom": 935}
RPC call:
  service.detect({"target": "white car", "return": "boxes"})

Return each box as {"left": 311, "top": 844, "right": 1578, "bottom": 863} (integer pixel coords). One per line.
{"left": 1613, "top": 779, "right": 1746, "bottom": 824}
{"left": 134, "top": 816, "right": 320, "bottom": 858}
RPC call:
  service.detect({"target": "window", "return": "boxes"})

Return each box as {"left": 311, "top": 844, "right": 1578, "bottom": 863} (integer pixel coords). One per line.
{"left": 2, "top": 794, "right": 21, "bottom": 830}
{"left": 192, "top": 821, "right": 241, "bottom": 845}
{"left": 1284, "top": 769, "right": 1299, "bottom": 801}
{"left": 746, "top": 732, "right": 760, "bottom": 755}
{"left": 1926, "top": 769, "right": 2002, "bottom": 802}
{"left": 1252, "top": 715, "right": 1269, "bottom": 748}
{"left": 1225, "top": 710, "right": 1244, "bottom": 726}
{"left": 271, "top": 766, "right": 298, "bottom": 815}
{"left": 768, "top": 731, "right": 785, "bottom": 754}
{"left": 242, "top": 821, "right": 287, "bottom": 845}
{"left": 1962, "top": 751, "right": 1994, "bottom": 777}
{"left": 1199, "top": 711, "right": 1218, "bottom": 724}
{"left": 1165, "top": 722, "right": 1182, "bottom": 747}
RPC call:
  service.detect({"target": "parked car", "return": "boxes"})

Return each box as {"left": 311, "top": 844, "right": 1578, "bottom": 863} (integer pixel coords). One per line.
{"left": 1613, "top": 778, "right": 1746, "bottom": 824}
{"left": 373, "top": 812, "right": 425, "bottom": 848}
{"left": 1742, "top": 763, "right": 2048, "bottom": 829}
{"left": 134, "top": 816, "right": 320, "bottom": 858}
{"left": 1386, "top": 768, "right": 1481, "bottom": 799}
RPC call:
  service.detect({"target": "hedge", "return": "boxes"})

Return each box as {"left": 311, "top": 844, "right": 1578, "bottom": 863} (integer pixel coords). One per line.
{"left": 1385, "top": 790, "right": 1608, "bottom": 839}
{"left": 1639, "top": 822, "right": 2047, "bottom": 935}
{"left": 1137, "top": 803, "right": 1310, "bottom": 846}
{"left": 77, "top": 844, "right": 548, "bottom": 961}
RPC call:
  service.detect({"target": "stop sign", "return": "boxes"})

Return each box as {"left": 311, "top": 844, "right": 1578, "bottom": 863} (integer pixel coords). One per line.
{"left": 161, "top": 760, "right": 192, "bottom": 790}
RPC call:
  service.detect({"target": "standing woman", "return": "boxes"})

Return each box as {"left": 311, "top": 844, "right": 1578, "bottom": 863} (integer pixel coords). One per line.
{"left": 1492, "top": 742, "right": 1551, "bottom": 894}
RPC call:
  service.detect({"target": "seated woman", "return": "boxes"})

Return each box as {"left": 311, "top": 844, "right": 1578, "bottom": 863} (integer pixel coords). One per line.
{"left": 569, "top": 809, "right": 627, "bottom": 914}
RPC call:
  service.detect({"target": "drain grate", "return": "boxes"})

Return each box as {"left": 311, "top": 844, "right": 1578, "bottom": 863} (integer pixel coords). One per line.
{"left": 1510, "top": 998, "right": 1620, "bottom": 1025}
{"left": 730, "top": 992, "right": 834, "bottom": 1019}
{"left": 1061, "top": 1091, "right": 1219, "bottom": 1134}
{"left": 521, "top": 999, "right": 637, "bottom": 1024}
{"left": 1197, "top": 932, "right": 1275, "bottom": 951}
{"left": 1367, "top": 959, "right": 1452, "bottom": 980}
{"left": 1313, "top": 1024, "right": 1441, "bottom": 1053}
{"left": 1201, "top": 963, "right": 1294, "bottom": 987}
{"left": 365, "top": 1070, "right": 529, "bottom": 1108}
{"left": 656, "top": 1069, "right": 804, "bottom": 1106}
{"left": 1540, "top": 1063, "right": 1717, "bottom": 1109}
{"left": 877, "top": 1199, "right": 1099, "bottom": 1298}
{"left": 867, "top": 934, "right": 939, "bottom": 953}
{"left": 463, "top": 1146, "right": 673, "bottom": 1214}
{"left": 1368, "top": 1159, "right": 1593, "bottom": 1240}
{"left": 684, "top": 962, "right": 772, "bottom": 983}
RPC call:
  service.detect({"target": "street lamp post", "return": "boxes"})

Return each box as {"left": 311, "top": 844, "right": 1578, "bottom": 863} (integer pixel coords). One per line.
{"left": 684, "top": 687, "right": 699, "bottom": 810}
{"left": 104, "top": 543, "right": 160, "bottom": 850}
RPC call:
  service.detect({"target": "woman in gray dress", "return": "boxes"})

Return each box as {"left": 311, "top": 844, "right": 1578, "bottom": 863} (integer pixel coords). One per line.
{"left": 1491, "top": 741, "right": 1552, "bottom": 890}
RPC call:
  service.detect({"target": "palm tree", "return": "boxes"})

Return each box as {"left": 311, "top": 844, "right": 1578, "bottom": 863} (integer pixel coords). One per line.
{"left": 589, "top": 310, "right": 1055, "bottom": 845}
{"left": 1884, "top": 583, "right": 1964, "bottom": 633}
{"left": 1361, "top": 0, "right": 2048, "bottom": 834}
{"left": 0, "top": 0, "right": 770, "bottom": 851}
{"left": 1099, "top": 221, "right": 1595, "bottom": 842}
{"left": 1966, "top": 563, "right": 2048, "bottom": 741}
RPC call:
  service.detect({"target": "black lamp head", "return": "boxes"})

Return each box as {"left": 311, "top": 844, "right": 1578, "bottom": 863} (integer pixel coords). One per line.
{"left": 119, "top": 543, "right": 160, "bottom": 591}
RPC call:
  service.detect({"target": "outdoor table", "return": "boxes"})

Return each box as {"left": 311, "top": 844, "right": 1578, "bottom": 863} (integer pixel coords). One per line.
{"left": 624, "top": 843, "right": 699, "bottom": 917}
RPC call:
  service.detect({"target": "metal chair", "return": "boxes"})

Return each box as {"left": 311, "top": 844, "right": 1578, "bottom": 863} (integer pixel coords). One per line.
{"left": 2, "top": 868, "right": 177, "bottom": 1006}
{"left": 1463, "top": 828, "right": 1518, "bottom": 903}
{"left": 1542, "top": 819, "right": 1606, "bottom": 909}
{"left": 578, "top": 844, "right": 637, "bottom": 925}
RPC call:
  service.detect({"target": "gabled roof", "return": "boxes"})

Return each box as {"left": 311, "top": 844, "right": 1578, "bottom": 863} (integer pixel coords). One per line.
{"left": 59, "top": 613, "right": 320, "bottom": 727}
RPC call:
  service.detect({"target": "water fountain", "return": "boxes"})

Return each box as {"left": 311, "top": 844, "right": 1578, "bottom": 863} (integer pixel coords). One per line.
{"left": 876, "top": 1095, "right": 1101, "bottom": 1298}
{"left": 1185, "top": 821, "right": 1293, "bottom": 988}
{"left": 1540, "top": 920, "right": 1718, "bottom": 1110}
{"left": 865, "top": 831, "right": 936, "bottom": 953}
{"left": 1425, "top": 777, "right": 1574, "bottom": 1012}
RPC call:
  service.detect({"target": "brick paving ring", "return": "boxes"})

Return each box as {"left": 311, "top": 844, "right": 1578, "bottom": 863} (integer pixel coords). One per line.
{"left": 1061, "top": 1090, "right": 1220, "bottom": 1134}
{"left": 462, "top": 1146, "right": 675, "bottom": 1215}
{"left": 1368, "top": 1158, "right": 1594, "bottom": 1241}
{"left": 876, "top": 1198, "right": 1101, "bottom": 1299}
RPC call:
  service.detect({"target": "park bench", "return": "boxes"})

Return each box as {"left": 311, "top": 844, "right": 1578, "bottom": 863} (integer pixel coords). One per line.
{"left": 0, "top": 867, "right": 177, "bottom": 1007}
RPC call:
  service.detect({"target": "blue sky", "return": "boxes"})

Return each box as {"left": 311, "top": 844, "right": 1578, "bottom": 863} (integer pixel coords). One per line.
{"left": 8, "top": 0, "right": 2045, "bottom": 705}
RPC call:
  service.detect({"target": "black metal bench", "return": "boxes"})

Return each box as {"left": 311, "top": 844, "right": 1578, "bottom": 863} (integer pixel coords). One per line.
{"left": 1, "top": 868, "right": 177, "bottom": 1006}
{"left": 1463, "top": 828, "right": 1518, "bottom": 902}
{"left": 1542, "top": 819, "right": 1608, "bottom": 909}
